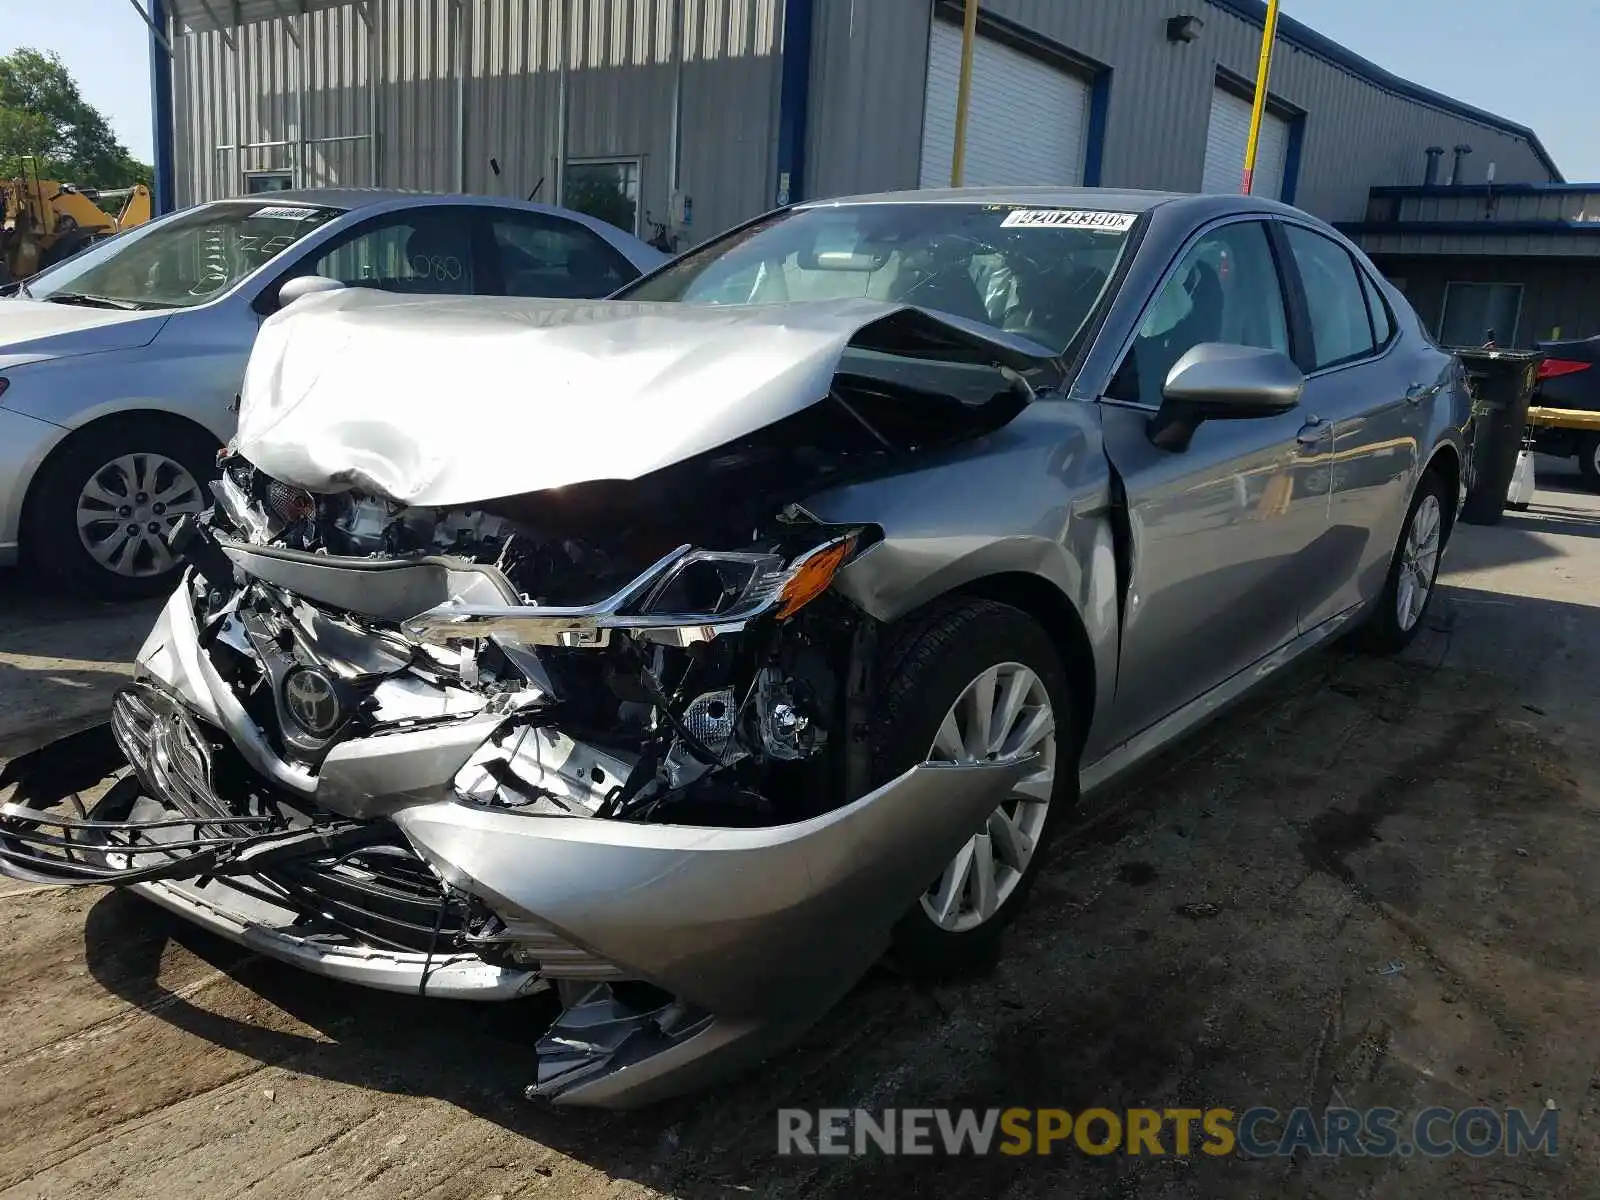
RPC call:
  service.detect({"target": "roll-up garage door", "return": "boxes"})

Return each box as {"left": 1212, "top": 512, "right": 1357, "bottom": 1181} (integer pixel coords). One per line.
{"left": 919, "top": 20, "right": 1091, "bottom": 188}
{"left": 1201, "top": 86, "right": 1289, "bottom": 200}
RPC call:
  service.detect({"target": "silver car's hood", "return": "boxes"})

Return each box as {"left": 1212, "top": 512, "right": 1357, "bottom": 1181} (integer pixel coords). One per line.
{"left": 0, "top": 298, "right": 169, "bottom": 367}
{"left": 235, "top": 289, "right": 1052, "bottom": 507}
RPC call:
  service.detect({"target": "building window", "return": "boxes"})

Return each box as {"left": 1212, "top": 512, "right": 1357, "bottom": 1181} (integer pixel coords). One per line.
{"left": 244, "top": 170, "right": 295, "bottom": 195}
{"left": 1439, "top": 281, "right": 1522, "bottom": 347}
{"left": 563, "top": 159, "right": 641, "bottom": 236}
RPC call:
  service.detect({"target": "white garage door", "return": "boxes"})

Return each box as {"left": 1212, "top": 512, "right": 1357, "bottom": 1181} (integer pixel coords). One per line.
{"left": 1201, "top": 87, "right": 1289, "bottom": 200}
{"left": 919, "top": 21, "right": 1091, "bottom": 189}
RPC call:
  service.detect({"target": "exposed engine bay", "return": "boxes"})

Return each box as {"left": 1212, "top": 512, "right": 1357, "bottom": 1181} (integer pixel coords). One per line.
{"left": 198, "top": 448, "right": 871, "bottom": 831}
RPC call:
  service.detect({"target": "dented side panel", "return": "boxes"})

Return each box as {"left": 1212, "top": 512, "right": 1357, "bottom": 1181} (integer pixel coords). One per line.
{"left": 807, "top": 399, "right": 1124, "bottom": 762}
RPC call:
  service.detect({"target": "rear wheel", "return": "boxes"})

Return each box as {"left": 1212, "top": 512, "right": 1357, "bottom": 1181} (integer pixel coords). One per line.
{"left": 871, "top": 598, "right": 1077, "bottom": 977}
{"left": 1579, "top": 433, "right": 1600, "bottom": 491}
{"left": 1359, "top": 470, "right": 1449, "bottom": 655}
{"left": 24, "top": 416, "right": 217, "bottom": 600}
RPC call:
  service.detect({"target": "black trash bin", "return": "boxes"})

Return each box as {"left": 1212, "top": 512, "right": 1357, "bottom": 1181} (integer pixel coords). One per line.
{"left": 1457, "top": 348, "right": 1543, "bottom": 526}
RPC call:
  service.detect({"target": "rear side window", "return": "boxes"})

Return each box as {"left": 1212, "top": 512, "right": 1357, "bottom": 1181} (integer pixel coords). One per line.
{"left": 1360, "top": 270, "right": 1394, "bottom": 347}
{"left": 1284, "top": 225, "right": 1376, "bottom": 370}
{"left": 310, "top": 209, "right": 475, "bottom": 295}
{"left": 487, "top": 212, "right": 637, "bottom": 298}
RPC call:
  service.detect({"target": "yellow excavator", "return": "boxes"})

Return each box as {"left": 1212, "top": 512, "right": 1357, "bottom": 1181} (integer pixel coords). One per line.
{"left": 1, "top": 157, "right": 153, "bottom": 284}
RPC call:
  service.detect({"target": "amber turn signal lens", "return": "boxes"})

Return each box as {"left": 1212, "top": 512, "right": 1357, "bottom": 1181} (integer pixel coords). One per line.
{"left": 775, "top": 536, "right": 855, "bottom": 621}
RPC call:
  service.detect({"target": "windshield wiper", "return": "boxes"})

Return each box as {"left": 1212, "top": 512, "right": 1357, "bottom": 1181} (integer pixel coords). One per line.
{"left": 43, "top": 293, "right": 148, "bottom": 311}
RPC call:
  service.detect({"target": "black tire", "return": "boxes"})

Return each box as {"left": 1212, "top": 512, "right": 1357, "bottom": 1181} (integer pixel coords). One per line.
{"left": 23, "top": 415, "right": 219, "bottom": 601}
{"left": 1359, "top": 470, "right": 1452, "bottom": 656}
{"left": 1579, "top": 433, "right": 1600, "bottom": 492}
{"left": 871, "top": 598, "right": 1078, "bottom": 978}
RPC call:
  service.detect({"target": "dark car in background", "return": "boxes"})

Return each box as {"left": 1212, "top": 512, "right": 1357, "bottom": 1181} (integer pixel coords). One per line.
{"left": 1527, "top": 333, "right": 1600, "bottom": 487}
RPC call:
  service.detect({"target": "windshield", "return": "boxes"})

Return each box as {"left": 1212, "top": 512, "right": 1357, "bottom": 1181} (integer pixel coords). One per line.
{"left": 23, "top": 200, "right": 342, "bottom": 310}
{"left": 620, "top": 202, "right": 1138, "bottom": 352}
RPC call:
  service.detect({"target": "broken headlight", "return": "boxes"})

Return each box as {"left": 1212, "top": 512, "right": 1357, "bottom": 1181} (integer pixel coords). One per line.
{"left": 404, "top": 534, "right": 859, "bottom": 649}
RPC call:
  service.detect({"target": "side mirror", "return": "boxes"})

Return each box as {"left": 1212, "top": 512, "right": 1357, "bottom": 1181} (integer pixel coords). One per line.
{"left": 272, "top": 274, "right": 346, "bottom": 312}
{"left": 1147, "top": 342, "right": 1305, "bottom": 452}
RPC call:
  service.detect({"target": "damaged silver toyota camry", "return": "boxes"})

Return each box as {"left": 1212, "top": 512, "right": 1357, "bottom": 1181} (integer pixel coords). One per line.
{"left": 0, "top": 188, "right": 1471, "bottom": 1107}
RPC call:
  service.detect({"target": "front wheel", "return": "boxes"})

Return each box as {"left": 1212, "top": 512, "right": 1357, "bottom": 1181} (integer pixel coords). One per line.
{"left": 871, "top": 598, "right": 1077, "bottom": 977}
{"left": 1359, "top": 470, "right": 1450, "bottom": 655}
{"left": 24, "top": 416, "right": 217, "bottom": 600}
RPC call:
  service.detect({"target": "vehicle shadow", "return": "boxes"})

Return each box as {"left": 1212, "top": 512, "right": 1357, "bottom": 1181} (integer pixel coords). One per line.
{"left": 78, "top": 887, "right": 919, "bottom": 1194}
{"left": 1447, "top": 498, "right": 1598, "bottom": 572}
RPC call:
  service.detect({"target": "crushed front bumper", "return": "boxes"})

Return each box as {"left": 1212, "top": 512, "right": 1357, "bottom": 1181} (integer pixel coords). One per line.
{"left": 0, "top": 721, "right": 542, "bottom": 999}
{"left": 0, "top": 579, "right": 1033, "bottom": 1107}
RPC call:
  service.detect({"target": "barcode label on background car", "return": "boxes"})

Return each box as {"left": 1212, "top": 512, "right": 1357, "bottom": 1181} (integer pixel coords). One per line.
{"left": 1000, "top": 209, "right": 1137, "bottom": 231}
{"left": 253, "top": 206, "right": 320, "bottom": 220}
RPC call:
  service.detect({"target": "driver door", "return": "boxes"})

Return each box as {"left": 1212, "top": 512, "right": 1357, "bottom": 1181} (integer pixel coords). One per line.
{"left": 1094, "top": 217, "right": 1333, "bottom": 752}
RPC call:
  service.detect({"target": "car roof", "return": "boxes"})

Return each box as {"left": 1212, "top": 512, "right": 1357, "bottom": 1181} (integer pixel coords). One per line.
{"left": 215, "top": 188, "right": 525, "bottom": 211}
{"left": 795, "top": 185, "right": 1307, "bottom": 222}
{"left": 798, "top": 186, "right": 1185, "bottom": 211}
{"left": 197, "top": 188, "right": 667, "bottom": 264}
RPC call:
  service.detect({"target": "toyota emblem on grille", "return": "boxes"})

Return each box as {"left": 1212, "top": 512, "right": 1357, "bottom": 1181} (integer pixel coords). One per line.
{"left": 283, "top": 666, "right": 342, "bottom": 737}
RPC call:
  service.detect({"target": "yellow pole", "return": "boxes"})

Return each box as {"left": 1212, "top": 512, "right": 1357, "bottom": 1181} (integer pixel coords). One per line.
{"left": 949, "top": 0, "right": 980, "bottom": 186}
{"left": 1241, "top": 0, "right": 1282, "bottom": 195}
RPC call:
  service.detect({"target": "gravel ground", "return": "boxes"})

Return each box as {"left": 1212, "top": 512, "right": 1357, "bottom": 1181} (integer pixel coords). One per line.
{"left": 1, "top": 465, "right": 1597, "bottom": 1199}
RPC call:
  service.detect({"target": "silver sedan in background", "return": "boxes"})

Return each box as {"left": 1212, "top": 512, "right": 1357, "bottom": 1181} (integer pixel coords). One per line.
{"left": 0, "top": 190, "right": 665, "bottom": 597}
{"left": 1, "top": 188, "right": 1468, "bottom": 1108}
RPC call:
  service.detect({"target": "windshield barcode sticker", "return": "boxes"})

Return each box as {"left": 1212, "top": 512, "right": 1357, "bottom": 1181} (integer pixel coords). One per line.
{"left": 253, "top": 205, "right": 319, "bottom": 220}
{"left": 1000, "top": 209, "right": 1137, "bottom": 231}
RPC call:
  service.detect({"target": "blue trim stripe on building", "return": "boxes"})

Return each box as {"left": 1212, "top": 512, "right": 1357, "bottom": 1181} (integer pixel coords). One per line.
{"left": 1335, "top": 220, "right": 1600, "bottom": 237}
{"left": 148, "top": 0, "right": 176, "bottom": 214}
{"left": 1082, "top": 70, "right": 1111, "bottom": 188}
{"left": 775, "top": 0, "right": 814, "bottom": 206}
{"left": 1205, "top": 0, "right": 1564, "bottom": 183}
{"left": 1370, "top": 183, "right": 1600, "bottom": 198}
{"left": 1279, "top": 111, "right": 1305, "bottom": 206}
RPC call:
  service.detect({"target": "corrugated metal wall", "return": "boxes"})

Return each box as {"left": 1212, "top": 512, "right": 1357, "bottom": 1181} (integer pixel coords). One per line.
{"left": 1375, "top": 256, "right": 1600, "bottom": 347}
{"left": 1359, "top": 230, "right": 1600, "bottom": 259}
{"left": 804, "top": 0, "right": 1554, "bottom": 222}
{"left": 171, "top": 0, "right": 782, "bottom": 239}
{"left": 174, "top": 6, "right": 376, "bottom": 204}
{"left": 173, "top": 0, "right": 1555, "bottom": 232}
{"left": 1389, "top": 189, "right": 1600, "bottom": 224}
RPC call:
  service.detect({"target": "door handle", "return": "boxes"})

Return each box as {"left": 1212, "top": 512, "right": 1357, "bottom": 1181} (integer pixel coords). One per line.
{"left": 1295, "top": 419, "right": 1333, "bottom": 447}
{"left": 1405, "top": 382, "right": 1435, "bottom": 404}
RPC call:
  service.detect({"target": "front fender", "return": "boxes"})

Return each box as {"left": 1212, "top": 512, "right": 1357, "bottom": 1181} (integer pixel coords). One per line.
{"left": 2, "top": 343, "right": 245, "bottom": 445}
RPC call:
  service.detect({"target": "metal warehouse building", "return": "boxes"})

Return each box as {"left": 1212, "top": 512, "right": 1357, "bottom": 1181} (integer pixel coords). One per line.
{"left": 146, "top": 0, "right": 1561, "bottom": 245}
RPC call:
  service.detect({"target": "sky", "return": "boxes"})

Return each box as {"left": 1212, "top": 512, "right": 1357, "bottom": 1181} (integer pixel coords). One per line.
{"left": 5, "top": 0, "right": 1598, "bottom": 180}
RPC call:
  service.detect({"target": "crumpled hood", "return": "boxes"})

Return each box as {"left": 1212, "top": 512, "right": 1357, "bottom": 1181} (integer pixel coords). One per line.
{"left": 235, "top": 288, "right": 1051, "bottom": 507}
{"left": 0, "top": 298, "right": 168, "bottom": 368}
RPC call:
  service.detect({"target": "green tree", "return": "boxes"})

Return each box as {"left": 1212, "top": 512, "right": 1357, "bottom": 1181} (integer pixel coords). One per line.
{"left": 0, "top": 48, "right": 151, "bottom": 188}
